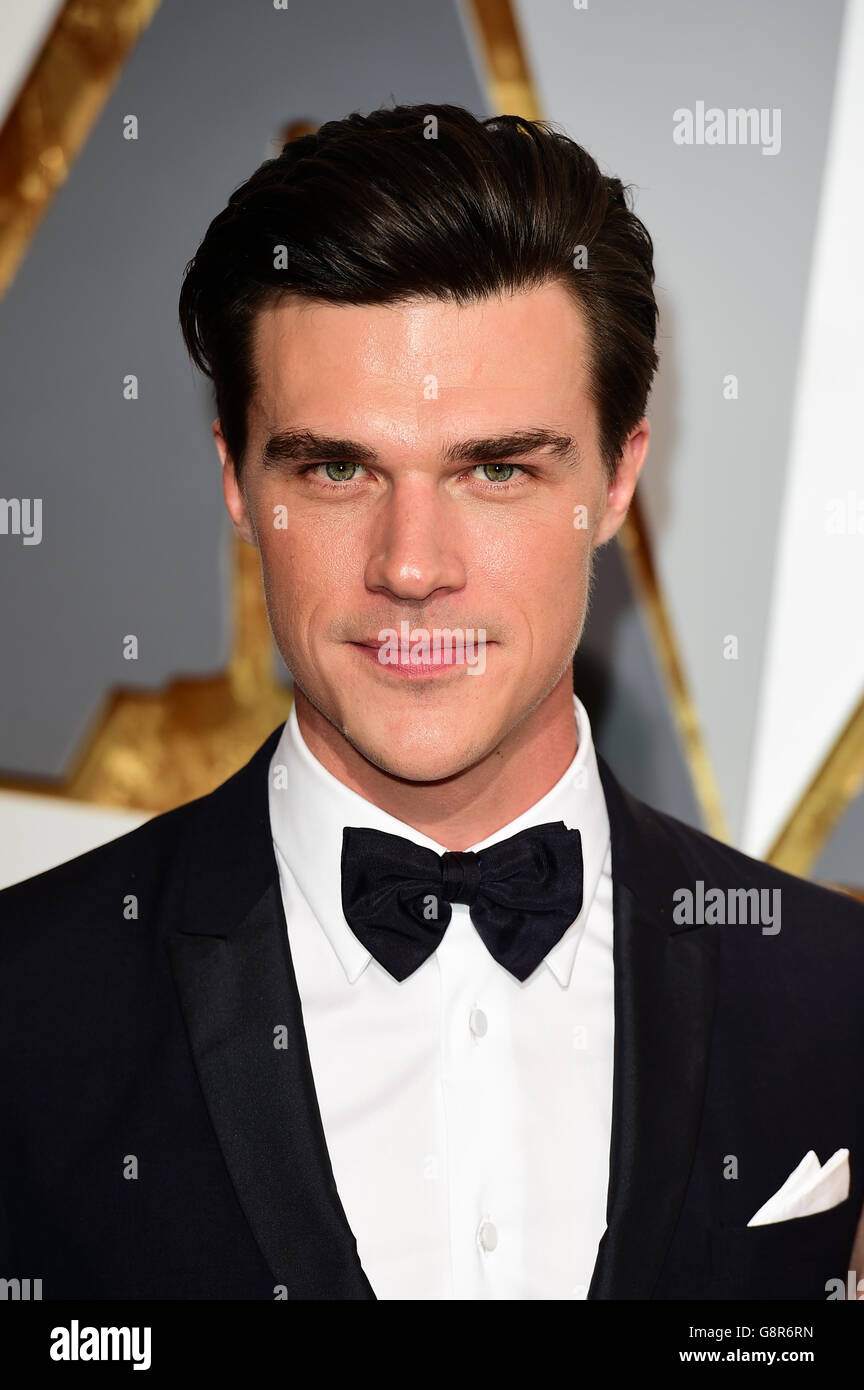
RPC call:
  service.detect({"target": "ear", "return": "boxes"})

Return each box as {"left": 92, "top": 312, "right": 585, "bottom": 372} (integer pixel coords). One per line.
{"left": 592, "top": 418, "right": 650, "bottom": 548}
{"left": 212, "top": 419, "right": 257, "bottom": 546}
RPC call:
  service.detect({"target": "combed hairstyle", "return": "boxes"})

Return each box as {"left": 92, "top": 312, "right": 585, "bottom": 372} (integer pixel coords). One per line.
{"left": 179, "top": 103, "right": 659, "bottom": 481}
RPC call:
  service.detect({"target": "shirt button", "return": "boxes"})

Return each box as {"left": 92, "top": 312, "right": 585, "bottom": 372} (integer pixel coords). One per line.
{"left": 477, "top": 1219, "right": 498, "bottom": 1252}
{"left": 469, "top": 1007, "right": 488, "bottom": 1038}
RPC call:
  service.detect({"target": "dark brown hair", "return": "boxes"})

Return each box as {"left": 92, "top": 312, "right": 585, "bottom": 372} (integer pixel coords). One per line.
{"left": 179, "top": 103, "right": 659, "bottom": 480}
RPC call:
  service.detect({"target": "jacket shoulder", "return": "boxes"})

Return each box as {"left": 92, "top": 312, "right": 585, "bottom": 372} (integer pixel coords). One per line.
{"left": 642, "top": 792, "right": 864, "bottom": 933}
{"left": 0, "top": 722, "right": 283, "bottom": 962}
{"left": 0, "top": 798, "right": 197, "bottom": 949}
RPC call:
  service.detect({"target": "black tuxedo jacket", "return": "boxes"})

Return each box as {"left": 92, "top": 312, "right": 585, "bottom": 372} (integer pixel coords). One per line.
{"left": 1, "top": 724, "right": 862, "bottom": 1300}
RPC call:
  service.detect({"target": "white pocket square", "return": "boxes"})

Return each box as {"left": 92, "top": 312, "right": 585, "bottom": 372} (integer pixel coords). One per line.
{"left": 747, "top": 1148, "right": 850, "bottom": 1226}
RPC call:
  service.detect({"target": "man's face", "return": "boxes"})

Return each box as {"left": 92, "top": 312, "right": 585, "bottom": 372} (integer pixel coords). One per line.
{"left": 218, "top": 282, "right": 648, "bottom": 781}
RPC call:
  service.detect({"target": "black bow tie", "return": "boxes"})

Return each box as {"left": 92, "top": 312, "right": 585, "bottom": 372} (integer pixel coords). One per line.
{"left": 340, "top": 821, "right": 583, "bottom": 982}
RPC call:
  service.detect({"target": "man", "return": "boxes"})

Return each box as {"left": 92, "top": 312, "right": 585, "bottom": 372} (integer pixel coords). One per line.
{"left": 1, "top": 103, "right": 862, "bottom": 1301}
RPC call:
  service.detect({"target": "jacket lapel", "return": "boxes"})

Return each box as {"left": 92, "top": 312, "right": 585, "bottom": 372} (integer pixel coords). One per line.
{"left": 165, "top": 724, "right": 375, "bottom": 1300}
{"left": 588, "top": 755, "right": 721, "bottom": 1299}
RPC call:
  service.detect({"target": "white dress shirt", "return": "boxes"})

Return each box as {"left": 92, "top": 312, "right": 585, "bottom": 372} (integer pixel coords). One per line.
{"left": 268, "top": 693, "right": 614, "bottom": 1300}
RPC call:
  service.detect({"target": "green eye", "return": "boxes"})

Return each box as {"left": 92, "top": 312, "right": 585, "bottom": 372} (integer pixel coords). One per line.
{"left": 324, "top": 462, "right": 358, "bottom": 482}
{"left": 478, "top": 463, "right": 516, "bottom": 482}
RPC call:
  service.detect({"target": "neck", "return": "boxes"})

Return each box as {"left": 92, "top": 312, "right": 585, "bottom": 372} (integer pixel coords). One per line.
{"left": 293, "top": 676, "right": 579, "bottom": 851}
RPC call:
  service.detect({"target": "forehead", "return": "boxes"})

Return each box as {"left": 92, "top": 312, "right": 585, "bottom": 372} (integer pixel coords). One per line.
{"left": 248, "top": 282, "right": 595, "bottom": 442}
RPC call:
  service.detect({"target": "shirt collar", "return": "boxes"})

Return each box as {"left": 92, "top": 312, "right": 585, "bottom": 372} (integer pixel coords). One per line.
{"left": 268, "top": 693, "right": 610, "bottom": 988}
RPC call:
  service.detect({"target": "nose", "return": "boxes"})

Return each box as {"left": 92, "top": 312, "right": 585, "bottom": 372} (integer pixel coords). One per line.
{"left": 364, "top": 477, "right": 467, "bottom": 602}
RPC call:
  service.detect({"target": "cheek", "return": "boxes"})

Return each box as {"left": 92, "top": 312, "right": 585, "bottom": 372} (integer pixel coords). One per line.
{"left": 257, "top": 513, "right": 353, "bottom": 607}
{"left": 541, "top": 528, "right": 593, "bottom": 599}
{"left": 477, "top": 510, "right": 590, "bottom": 604}
{"left": 254, "top": 532, "right": 314, "bottom": 652}
{"left": 531, "top": 540, "right": 593, "bottom": 667}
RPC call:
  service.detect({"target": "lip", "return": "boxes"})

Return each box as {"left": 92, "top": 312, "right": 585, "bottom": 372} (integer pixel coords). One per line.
{"left": 349, "top": 640, "right": 492, "bottom": 680}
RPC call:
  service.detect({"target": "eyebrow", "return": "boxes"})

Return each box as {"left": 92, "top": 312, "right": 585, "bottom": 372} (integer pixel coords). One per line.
{"left": 260, "top": 427, "right": 582, "bottom": 471}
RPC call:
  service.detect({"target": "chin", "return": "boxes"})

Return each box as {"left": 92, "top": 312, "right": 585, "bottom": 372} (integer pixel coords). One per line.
{"left": 342, "top": 712, "right": 493, "bottom": 785}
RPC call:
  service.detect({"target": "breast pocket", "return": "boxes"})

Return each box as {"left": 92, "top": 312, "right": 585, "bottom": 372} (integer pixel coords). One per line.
{"left": 710, "top": 1198, "right": 856, "bottom": 1300}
